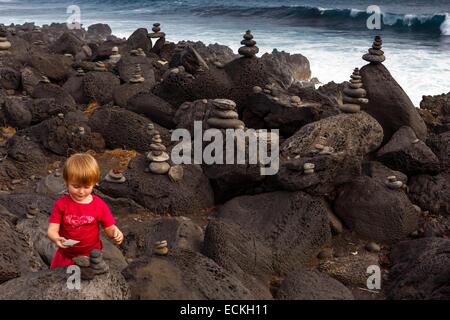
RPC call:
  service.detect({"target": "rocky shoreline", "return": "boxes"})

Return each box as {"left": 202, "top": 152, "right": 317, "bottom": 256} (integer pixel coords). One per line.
{"left": 0, "top": 21, "right": 449, "bottom": 300}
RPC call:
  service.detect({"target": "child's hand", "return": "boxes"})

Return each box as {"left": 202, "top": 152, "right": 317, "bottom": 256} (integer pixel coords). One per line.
{"left": 54, "top": 236, "right": 68, "bottom": 249}
{"left": 112, "top": 227, "right": 124, "bottom": 245}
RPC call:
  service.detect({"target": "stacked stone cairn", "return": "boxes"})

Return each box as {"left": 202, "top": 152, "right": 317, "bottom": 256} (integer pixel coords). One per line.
{"left": 94, "top": 61, "right": 107, "bottom": 72}
{"left": 130, "top": 64, "right": 145, "bottom": 83}
{"left": 154, "top": 240, "right": 168, "bottom": 256}
{"left": 207, "top": 99, "right": 245, "bottom": 130}
{"left": 238, "top": 30, "right": 259, "bottom": 58}
{"left": 0, "top": 28, "right": 11, "bottom": 51}
{"left": 385, "top": 175, "right": 404, "bottom": 190}
{"left": 74, "top": 249, "right": 109, "bottom": 280}
{"left": 26, "top": 204, "right": 39, "bottom": 219}
{"left": 131, "top": 48, "right": 146, "bottom": 56}
{"left": 76, "top": 67, "right": 85, "bottom": 76}
{"left": 147, "top": 127, "right": 170, "bottom": 175}
{"left": 148, "top": 22, "right": 165, "bottom": 39}
{"left": 104, "top": 168, "right": 126, "bottom": 183}
{"left": 340, "top": 68, "right": 368, "bottom": 113}
{"left": 363, "top": 35, "right": 386, "bottom": 64}
{"left": 109, "top": 46, "right": 121, "bottom": 64}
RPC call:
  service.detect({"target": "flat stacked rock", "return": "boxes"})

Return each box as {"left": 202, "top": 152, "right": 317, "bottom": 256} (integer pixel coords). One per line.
{"left": 0, "top": 28, "right": 11, "bottom": 51}
{"left": 207, "top": 99, "right": 245, "bottom": 129}
{"left": 129, "top": 64, "right": 145, "bottom": 83}
{"left": 386, "top": 175, "right": 404, "bottom": 190}
{"left": 147, "top": 130, "right": 170, "bottom": 174}
{"left": 76, "top": 67, "right": 85, "bottom": 76}
{"left": 89, "top": 249, "right": 109, "bottom": 275}
{"left": 130, "top": 48, "right": 146, "bottom": 56}
{"left": 154, "top": 240, "right": 168, "bottom": 256}
{"left": 109, "top": 46, "right": 121, "bottom": 64}
{"left": 104, "top": 168, "right": 126, "bottom": 183}
{"left": 148, "top": 22, "right": 165, "bottom": 39}
{"left": 94, "top": 61, "right": 107, "bottom": 72}
{"left": 238, "top": 30, "right": 259, "bottom": 58}
{"left": 26, "top": 204, "right": 39, "bottom": 219}
{"left": 363, "top": 35, "right": 385, "bottom": 64}
{"left": 340, "top": 68, "right": 368, "bottom": 113}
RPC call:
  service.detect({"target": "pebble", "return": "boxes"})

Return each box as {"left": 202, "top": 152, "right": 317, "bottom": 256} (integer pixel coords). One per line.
{"left": 412, "top": 139, "right": 420, "bottom": 144}
{"left": 365, "top": 242, "right": 381, "bottom": 253}
{"left": 11, "top": 179, "right": 21, "bottom": 185}
{"left": 252, "top": 86, "right": 262, "bottom": 94}
{"left": 290, "top": 96, "right": 301, "bottom": 104}
{"left": 149, "top": 162, "right": 170, "bottom": 174}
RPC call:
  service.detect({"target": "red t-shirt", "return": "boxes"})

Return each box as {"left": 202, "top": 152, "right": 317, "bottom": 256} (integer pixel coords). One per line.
{"left": 49, "top": 194, "right": 116, "bottom": 258}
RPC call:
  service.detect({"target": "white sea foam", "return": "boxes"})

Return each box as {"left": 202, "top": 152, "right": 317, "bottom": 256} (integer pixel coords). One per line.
{"left": 441, "top": 13, "right": 450, "bottom": 35}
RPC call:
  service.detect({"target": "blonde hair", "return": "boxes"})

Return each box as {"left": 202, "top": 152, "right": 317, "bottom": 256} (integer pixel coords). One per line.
{"left": 63, "top": 153, "right": 100, "bottom": 186}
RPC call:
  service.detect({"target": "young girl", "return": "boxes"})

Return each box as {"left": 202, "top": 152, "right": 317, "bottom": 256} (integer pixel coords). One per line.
{"left": 47, "top": 153, "right": 124, "bottom": 268}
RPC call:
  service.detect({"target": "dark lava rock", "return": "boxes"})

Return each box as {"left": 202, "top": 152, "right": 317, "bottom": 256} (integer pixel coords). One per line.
{"left": 5, "top": 135, "right": 48, "bottom": 178}
{"left": 153, "top": 66, "right": 232, "bottom": 108}
{"left": 127, "top": 28, "right": 151, "bottom": 54}
{"left": 62, "top": 75, "right": 88, "bottom": 104}
{"left": 118, "top": 216, "right": 204, "bottom": 259}
{"left": 277, "top": 112, "right": 383, "bottom": 195}
{"left": 126, "top": 92, "right": 176, "bottom": 128}
{"left": 31, "top": 82, "right": 76, "bottom": 111}
{"left": 275, "top": 270, "right": 354, "bottom": 300}
{"left": 87, "top": 23, "right": 112, "bottom": 41}
{"left": 18, "top": 110, "right": 105, "bottom": 156}
{"left": 243, "top": 90, "right": 323, "bottom": 136}
{"left": 360, "top": 63, "right": 427, "bottom": 143}
{"left": 224, "top": 56, "right": 270, "bottom": 108}
{"left": 0, "top": 267, "right": 130, "bottom": 299}
{"left": 26, "top": 97, "right": 75, "bottom": 124}
{"left": 426, "top": 131, "right": 450, "bottom": 171}
{"left": 122, "top": 248, "right": 257, "bottom": 299}
{"left": 387, "top": 237, "right": 450, "bottom": 300}
{"left": 50, "top": 31, "right": 85, "bottom": 56}
{"left": 112, "top": 82, "right": 152, "bottom": 108}
{"left": 376, "top": 126, "right": 441, "bottom": 175}
{"left": 334, "top": 176, "right": 419, "bottom": 242}
{"left": 363, "top": 161, "right": 408, "bottom": 186}
{"left": 116, "top": 55, "right": 156, "bottom": 84}
{"left": 419, "top": 92, "right": 450, "bottom": 133}
{"left": 169, "top": 44, "right": 209, "bottom": 75}
{"left": 88, "top": 106, "right": 169, "bottom": 153}
{"left": 98, "top": 155, "right": 214, "bottom": 216}
{"left": 408, "top": 173, "right": 450, "bottom": 216}
{"left": 260, "top": 49, "right": 311, "bottom": 89}
{"left": 203, "top": 191, "right": 331, "bottom": 291}
{"left": 0, "top": 209, "right": 44, "bottom": 284}
{"left": 0, "top": 67, "right": 21, "bottom": 90}
{"left": 21, "top": 66, "right": 43, "bottom": 95}
{"left": 3, "top": 97, "right": 32, "bottom": 128}
{"left": 82, "top": 71, "right": 120, "bottom": 105}
{"left": 28, "top": 52, "right": 72, "bottom": 82}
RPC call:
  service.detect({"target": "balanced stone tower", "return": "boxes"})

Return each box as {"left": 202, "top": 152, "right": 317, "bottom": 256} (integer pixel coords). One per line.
{"left": 362, "top": 35, "right": 385, "bottom": 64}
{"left": 149, "top": 22, "right": 166, "bottom": 55}
{"left": 147, "top": 129, "right": 170, "bottom": 174}
{"left": 340, "top": 68, "right": 368, "bottom": 113}
{"left": 109, "top": 46, "right": 121, "bottom": 64}
{"left": 130, "top": 64, "right": 145, "bottom": 83}
{"left": 238, "top": 30, "right": 259, "bottom": 58}
{"left": 149, "top": 22, "right": 165, "bottom": 39}
{"left": 104, "top": 168, "right": 126, "bottom": 183}
{"left": 94, "top": 61, "right": 107, "bottom": 72}
{"left": 89, "top": 249, "right": 109, "bottom": 275}
{"left": 0, "top": 28, "right": 11, "bottom": 51}
{"left": 207, "top": 99, "right": 245, "bottom": 129}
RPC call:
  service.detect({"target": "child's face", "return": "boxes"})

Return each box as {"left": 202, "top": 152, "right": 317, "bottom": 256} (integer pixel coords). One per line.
{"left": 67, "top": 181, "right": 94, "bottom": 202}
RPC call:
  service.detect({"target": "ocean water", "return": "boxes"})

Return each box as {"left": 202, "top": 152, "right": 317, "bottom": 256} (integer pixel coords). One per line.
{"left": 1, "top": 0, "right": 450, "bottom": 106}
